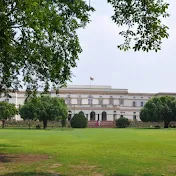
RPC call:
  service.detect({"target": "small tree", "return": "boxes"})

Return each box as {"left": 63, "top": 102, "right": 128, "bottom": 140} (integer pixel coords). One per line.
{"left": 116, "top": 117, "right": 130, "bottom": 128}
{"left": 140, "top": 96, "right": 176, "bottom": 128}
{"left": 20, "top": 96, "right": 68, "bottom": 129}
{"left": 19, "top": 101, "right": 38, "bottom": 129}
{"left": 70, "top": 113, "right": 87, "bottom": 128}
{"left": 0, "top": 102, "right": 18, "bottom": 128}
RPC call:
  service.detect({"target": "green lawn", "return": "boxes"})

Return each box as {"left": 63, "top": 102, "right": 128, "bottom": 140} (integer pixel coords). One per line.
{"left": 0, "top": 128, "right": 176, "bottom": 176}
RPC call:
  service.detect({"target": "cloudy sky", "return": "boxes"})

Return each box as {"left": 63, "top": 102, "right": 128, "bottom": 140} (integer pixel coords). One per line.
{"left": 69, "top": 0, "right": 176, "bottom": 93}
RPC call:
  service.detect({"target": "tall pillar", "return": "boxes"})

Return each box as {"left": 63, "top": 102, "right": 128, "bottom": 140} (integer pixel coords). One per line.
{"left": 99, "top": 114, "right": 102, "bottom": 121}
{"left": 95, "top": 114, "right": 97, "bottom": 121}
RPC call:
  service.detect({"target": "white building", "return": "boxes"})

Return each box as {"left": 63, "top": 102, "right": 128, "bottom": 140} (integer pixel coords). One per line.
{"left": 58, "top": 85, "right": 153, "bottom": 122}
{"left": 1, "top": 85, "right": 176, "bottom": 121}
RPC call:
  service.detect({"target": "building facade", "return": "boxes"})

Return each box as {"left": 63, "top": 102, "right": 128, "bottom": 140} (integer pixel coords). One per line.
{"left": 1, "top": 85, "right": 176, "bottom": 121}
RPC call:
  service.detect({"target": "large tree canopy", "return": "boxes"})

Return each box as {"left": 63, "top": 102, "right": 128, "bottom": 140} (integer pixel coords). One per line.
{"left": 20, "top": 95, "right": 68, "bottom": 129}
{"left": 140, "top": 96, "right": 176, "bottom": 128}
{"left": 0, "top": 0, "right": 94, "bottom": 94}
{"left": 0, "top": 0, "right": 169, "bottom": 94}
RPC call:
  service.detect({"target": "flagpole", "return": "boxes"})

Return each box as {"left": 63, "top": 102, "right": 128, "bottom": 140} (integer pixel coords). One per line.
{"left": 90, "top": 77, "right": 94, "bottom": 88}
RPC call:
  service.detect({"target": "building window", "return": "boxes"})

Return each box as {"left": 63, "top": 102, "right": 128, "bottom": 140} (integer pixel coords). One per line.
{"left": 90, "top": 111, "right": 95, "bottom": 121}
{"left": 99, "top": 98, "right": 103, "bottom": 105}
{"left": 119, "top": 99, "right": 124, "bottom": 106}
{"left": 86, "top": 114, "right": 88, "bottom": 119}
{"left": 88, "top": 96, "right": 93, "bottom": 105}
{"left": 109, "top": 98, "right": 113, "bottom": 105}
{"left": 133, "top": 112, "right": 136, "bottom": 120}
{"left": 141, "top": 101, "right": 144, "bottom": 107}
{"left": 66, "top": 97, "right": 71, "bottom": 105}
{"left": 132, "top": 101, "right": 136, "bottom": 107}
{"left": 77, "top": 98, "right": 82, "bottom": 105}
{"left": 102, "top": 111, "right": 107, "bottom": 121}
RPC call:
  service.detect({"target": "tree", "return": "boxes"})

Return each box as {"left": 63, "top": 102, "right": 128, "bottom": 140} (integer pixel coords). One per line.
{"left": 0, "top": 102, "right": 18, "bottom": 128}
{"left": 108, "top": 0, "right": 169, "bottom": 52}
{"left": 0, "top": 0, "right": 170, "bottom": 94}
{"left": 140, "top": 96, "right": 176, "bottom": 128}
{"left": 115, "top": 117, "right": 130, "bottom": 128}
{"left": 20, "top": 96, "right": 68, "bottom": 129}
{"left": 70, "top": 113, "right": 87, "bottom": 128}
{"left": 0, "top": 0, "right": 94, "bottom": 94}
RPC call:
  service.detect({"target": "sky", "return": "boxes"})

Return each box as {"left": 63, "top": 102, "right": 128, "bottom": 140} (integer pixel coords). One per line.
{"left": 68, "top": 0, "right": 176, "bottom": 93}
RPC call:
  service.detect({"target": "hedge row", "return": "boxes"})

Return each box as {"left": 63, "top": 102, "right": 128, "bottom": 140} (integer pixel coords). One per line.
{"left": 2, "top": 120, "right": 62, "bottom": 128}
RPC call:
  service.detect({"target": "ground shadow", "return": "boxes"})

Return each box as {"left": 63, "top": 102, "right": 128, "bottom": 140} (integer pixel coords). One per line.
{"left": 0, "top": 128, "right": 39, "bottom": 130}
{"left": 0, "top": 153, "right": 18, "bottom": 163}
{"left": 112, "top": 173, "right": 154, "bottom": 176}
{"left": 0, "top": 172, "right": 66, "bottom": 176}
{"left": 111, "top": 174, "right": 132, "bottom": 176}
{"left": 0, "top": 153, "right": 48, "bottom": 163}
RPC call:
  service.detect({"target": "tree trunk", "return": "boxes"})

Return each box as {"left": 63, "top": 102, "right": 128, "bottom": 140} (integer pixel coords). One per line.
{"left": 164, "top": 121, "right": 169, "bottom": 128}
{"left": 43, "top": 120, "right": 47, "bottom": 129}
{"left": 2, "top": 120, "right": 5, "bottom": 128}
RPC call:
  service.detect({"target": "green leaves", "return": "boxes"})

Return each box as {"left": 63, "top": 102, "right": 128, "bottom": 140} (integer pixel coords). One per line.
{"left": 108, "top": 0, "right": 170, "bottom": 52}
{"left": 0, "top": 0, "right": 94, "bottom": 94}
{"left": 140, "top": 96, "right": 176, "bottom": 124}
{"left": 20, "top": 95, "right": 68, "bottom": 124}
{"left": 70, "top": 113, "right": 88, "bottom": 128}
{"left": 0, "top": 102, "right": 18, "bottom": 120}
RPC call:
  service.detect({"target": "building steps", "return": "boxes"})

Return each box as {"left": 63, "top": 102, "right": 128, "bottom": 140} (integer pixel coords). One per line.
{"left": 88, "top": 121, "right": 115, "bottom": 128}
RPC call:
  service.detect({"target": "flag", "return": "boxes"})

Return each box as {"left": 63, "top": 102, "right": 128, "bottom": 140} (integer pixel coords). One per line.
{"left": 90, "top": 77, "right": 94, "bottom": 81}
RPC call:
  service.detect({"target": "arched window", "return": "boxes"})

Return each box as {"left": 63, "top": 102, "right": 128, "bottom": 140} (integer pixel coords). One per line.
{"left": 102, "top": 111, "right": 107, "bottom": 121}
{"left": 68, "top": 111, "right": 72, "bottom": 121}
{"left": 90, "top": 111, "right": 96, "bottom": 121}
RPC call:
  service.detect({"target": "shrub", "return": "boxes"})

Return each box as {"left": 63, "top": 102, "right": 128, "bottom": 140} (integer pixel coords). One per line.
{"left": 70, "top": 113, "right": 87, "bottom": 128}
{"left": 4, "top": 120, "right": 61, "bottom": 128}
{"left": 61, "top": 118, "right": 67, "bottom": 127}
{"left": 78, "top": 111, "right": 85, "bottom": 116}
{"left": 116, "top": 117, "right": 130, "bottom": 128}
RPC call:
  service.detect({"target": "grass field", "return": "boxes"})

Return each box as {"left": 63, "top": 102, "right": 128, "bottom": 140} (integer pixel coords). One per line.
{"left": 0, "top": 128, "right": 176, "bottom": 176}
